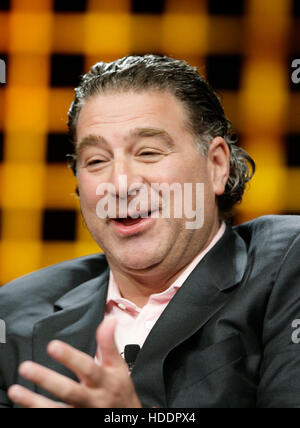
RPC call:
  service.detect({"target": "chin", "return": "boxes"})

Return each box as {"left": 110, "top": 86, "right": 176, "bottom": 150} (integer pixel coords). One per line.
{"left": 94, "top": 227, "right": 174, "bottom": 270}
{"left": 115, "top": 248, "right": 165, "bottom": 271}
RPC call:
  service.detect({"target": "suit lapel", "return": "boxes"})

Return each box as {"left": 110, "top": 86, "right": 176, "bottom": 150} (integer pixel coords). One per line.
{"left": 31, "top": 226, "right": 248, "bottom": 406}
{"left": 132, "top": 226, "right": 248, "bottom": 408}
{"left": 32, "top": 268, "right": 109, "bottom": 397}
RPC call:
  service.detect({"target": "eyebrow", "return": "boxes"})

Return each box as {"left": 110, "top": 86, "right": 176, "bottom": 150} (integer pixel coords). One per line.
{"left": 129, "top": 128, "right": 175, "bottom": 148}
{"left": 75, "top": 127, "right": 175, "bottom": 156}
{"left": 76, "top": 135, "right": 110, "bottom": 157}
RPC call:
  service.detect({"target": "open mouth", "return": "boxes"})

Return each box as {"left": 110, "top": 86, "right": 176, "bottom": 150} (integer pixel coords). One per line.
{"left": 110, "top": 211, "right": 156, "bottom": 236}
{"left": 112, "top": 212, "right": 152, "bottom": 226}
{"left": 113, "top": 217, "right": 146, "bottom": 227}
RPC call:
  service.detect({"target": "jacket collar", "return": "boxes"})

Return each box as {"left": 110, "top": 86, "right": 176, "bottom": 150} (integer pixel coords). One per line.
{"left": 32, "top": 267, "right": 109, "bottom": 398}
{"left": 53, "top": 269, "right": 109, "bottom": 311}
{"left": 32, "top": 224, "right": 248, "bottom": 406}
{"left": 132, "top": 224, "right": 248, "bottom": 407}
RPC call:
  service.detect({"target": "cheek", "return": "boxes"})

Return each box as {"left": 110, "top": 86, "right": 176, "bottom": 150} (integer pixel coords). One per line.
{"left": 77, "top": 173, "right": 99, "bottom": 209}
{"left": 149, "top": 157, "right": 204, "bottom": 185}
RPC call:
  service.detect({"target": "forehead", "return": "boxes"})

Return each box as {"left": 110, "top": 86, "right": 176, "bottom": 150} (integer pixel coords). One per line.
{"left": 75, "top": 90, "right": 191, "bottom": 144}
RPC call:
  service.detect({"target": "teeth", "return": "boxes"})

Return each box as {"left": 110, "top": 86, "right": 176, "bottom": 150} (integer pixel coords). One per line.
{"left": 116, "top": 213, "right": 150, "bottom": 219}
{"left": 111, "top": 211, "right": 154, "bottom": 222}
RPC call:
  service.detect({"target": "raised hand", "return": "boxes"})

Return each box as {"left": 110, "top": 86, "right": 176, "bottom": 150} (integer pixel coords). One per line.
{"left": 8, "top": 318, "right": 142, "bottom": 408}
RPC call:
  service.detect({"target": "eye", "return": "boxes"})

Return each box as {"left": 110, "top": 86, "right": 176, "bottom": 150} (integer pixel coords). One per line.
{"left": 85, "top": 158, "right": 109, "bottom": 170}
{"left": 136, "top": 150, "right": 164, "bottom": 163}
{"left": 137, "top": 150, "right": 162, "bottom": 158}
{"left": 87, "top": 159, "right": 104, "bottom": 165}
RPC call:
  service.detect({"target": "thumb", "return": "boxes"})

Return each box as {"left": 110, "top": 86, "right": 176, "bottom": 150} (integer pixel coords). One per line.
{"left": 96, "top": 318, "right": 125, "bottom": 368}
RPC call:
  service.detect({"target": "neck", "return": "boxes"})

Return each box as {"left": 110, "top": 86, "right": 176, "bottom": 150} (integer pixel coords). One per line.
{"left": 110, "top": 260, "right": 192, "bottom": 307}
{"left": 107, "top": 221, "right": 224, "bottom": 307}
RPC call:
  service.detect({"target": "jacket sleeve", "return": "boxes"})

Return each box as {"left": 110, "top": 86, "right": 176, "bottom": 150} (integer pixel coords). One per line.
{"left": 0, "top": 389, "right": 12, "bottom": 408}
{"left": 257, "top": 234, "right": 300, "bottom": 408}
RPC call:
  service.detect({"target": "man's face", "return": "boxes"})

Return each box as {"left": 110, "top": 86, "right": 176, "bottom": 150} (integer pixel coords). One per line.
{"left": 75, "top": 90, "right": 227, "bottom": 274}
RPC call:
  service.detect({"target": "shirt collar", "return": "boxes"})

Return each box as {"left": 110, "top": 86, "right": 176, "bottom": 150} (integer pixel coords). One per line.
{"left": 107, "top": 221, "right": 226, "bottom": 305}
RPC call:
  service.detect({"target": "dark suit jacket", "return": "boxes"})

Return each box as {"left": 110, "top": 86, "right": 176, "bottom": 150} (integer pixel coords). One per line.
{"left": 1, "top": 215, "right": 300, "bottom": 408}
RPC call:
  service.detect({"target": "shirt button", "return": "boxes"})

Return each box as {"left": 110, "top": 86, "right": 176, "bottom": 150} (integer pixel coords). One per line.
{"left": 118, "top": 303, "right": 127, "bottom": 311}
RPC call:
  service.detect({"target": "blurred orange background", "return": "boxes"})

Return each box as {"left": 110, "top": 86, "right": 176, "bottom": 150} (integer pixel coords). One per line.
{"left": 0, "top": 0, "right": 299, "bottom": 284}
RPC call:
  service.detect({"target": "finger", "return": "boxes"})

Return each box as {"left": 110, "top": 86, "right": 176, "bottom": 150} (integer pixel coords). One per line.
{"left": 47, "top": 340, "right": 105, "bottom": 387}
{"left": 96, "top": 318, "right": 126, "bottom": 368}
{"left": 18, "top": 361, "right": 90, "bottom": 407}
{"left": 8, "top": 385, "right": 69, "bottom": 409}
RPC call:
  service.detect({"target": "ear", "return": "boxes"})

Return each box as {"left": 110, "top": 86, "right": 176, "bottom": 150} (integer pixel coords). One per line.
{"left": 207, "top": 137, "right": 230, "bottom": 196}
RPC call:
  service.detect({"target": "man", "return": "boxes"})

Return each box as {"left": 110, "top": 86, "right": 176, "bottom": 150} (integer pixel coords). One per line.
{"left": 0, "top": 55, "right": 299, "bottom": 408}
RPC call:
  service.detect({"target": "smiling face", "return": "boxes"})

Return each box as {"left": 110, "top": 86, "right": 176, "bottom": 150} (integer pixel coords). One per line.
{"left": 75, "top": 90, "right": 229, "bottom": 280}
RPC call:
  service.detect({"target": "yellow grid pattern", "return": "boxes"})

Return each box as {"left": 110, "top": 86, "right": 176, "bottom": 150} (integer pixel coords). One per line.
{"left": 0, "top": 0, "right": 299, "bottom": 284}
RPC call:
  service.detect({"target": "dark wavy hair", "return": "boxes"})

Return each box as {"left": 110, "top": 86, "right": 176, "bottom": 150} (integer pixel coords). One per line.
{"left": 67, "top": 55, "right": 255, "bottom": 214}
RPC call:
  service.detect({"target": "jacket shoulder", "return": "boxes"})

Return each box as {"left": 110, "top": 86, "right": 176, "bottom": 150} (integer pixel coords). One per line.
{"left": 0, "top": 254, "right": 108, "bottom": 319}
{"left": 234, "top": 215, "right": 300, "bottom": 250}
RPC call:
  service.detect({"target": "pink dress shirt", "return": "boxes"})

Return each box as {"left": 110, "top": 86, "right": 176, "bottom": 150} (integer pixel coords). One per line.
{"left": 95, "top": 222, "right": 226, "bottom": 363}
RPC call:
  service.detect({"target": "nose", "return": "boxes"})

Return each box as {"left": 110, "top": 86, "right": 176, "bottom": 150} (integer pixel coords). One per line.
{"left": 109, "top": 153, "right": 144, "bottom": 198}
